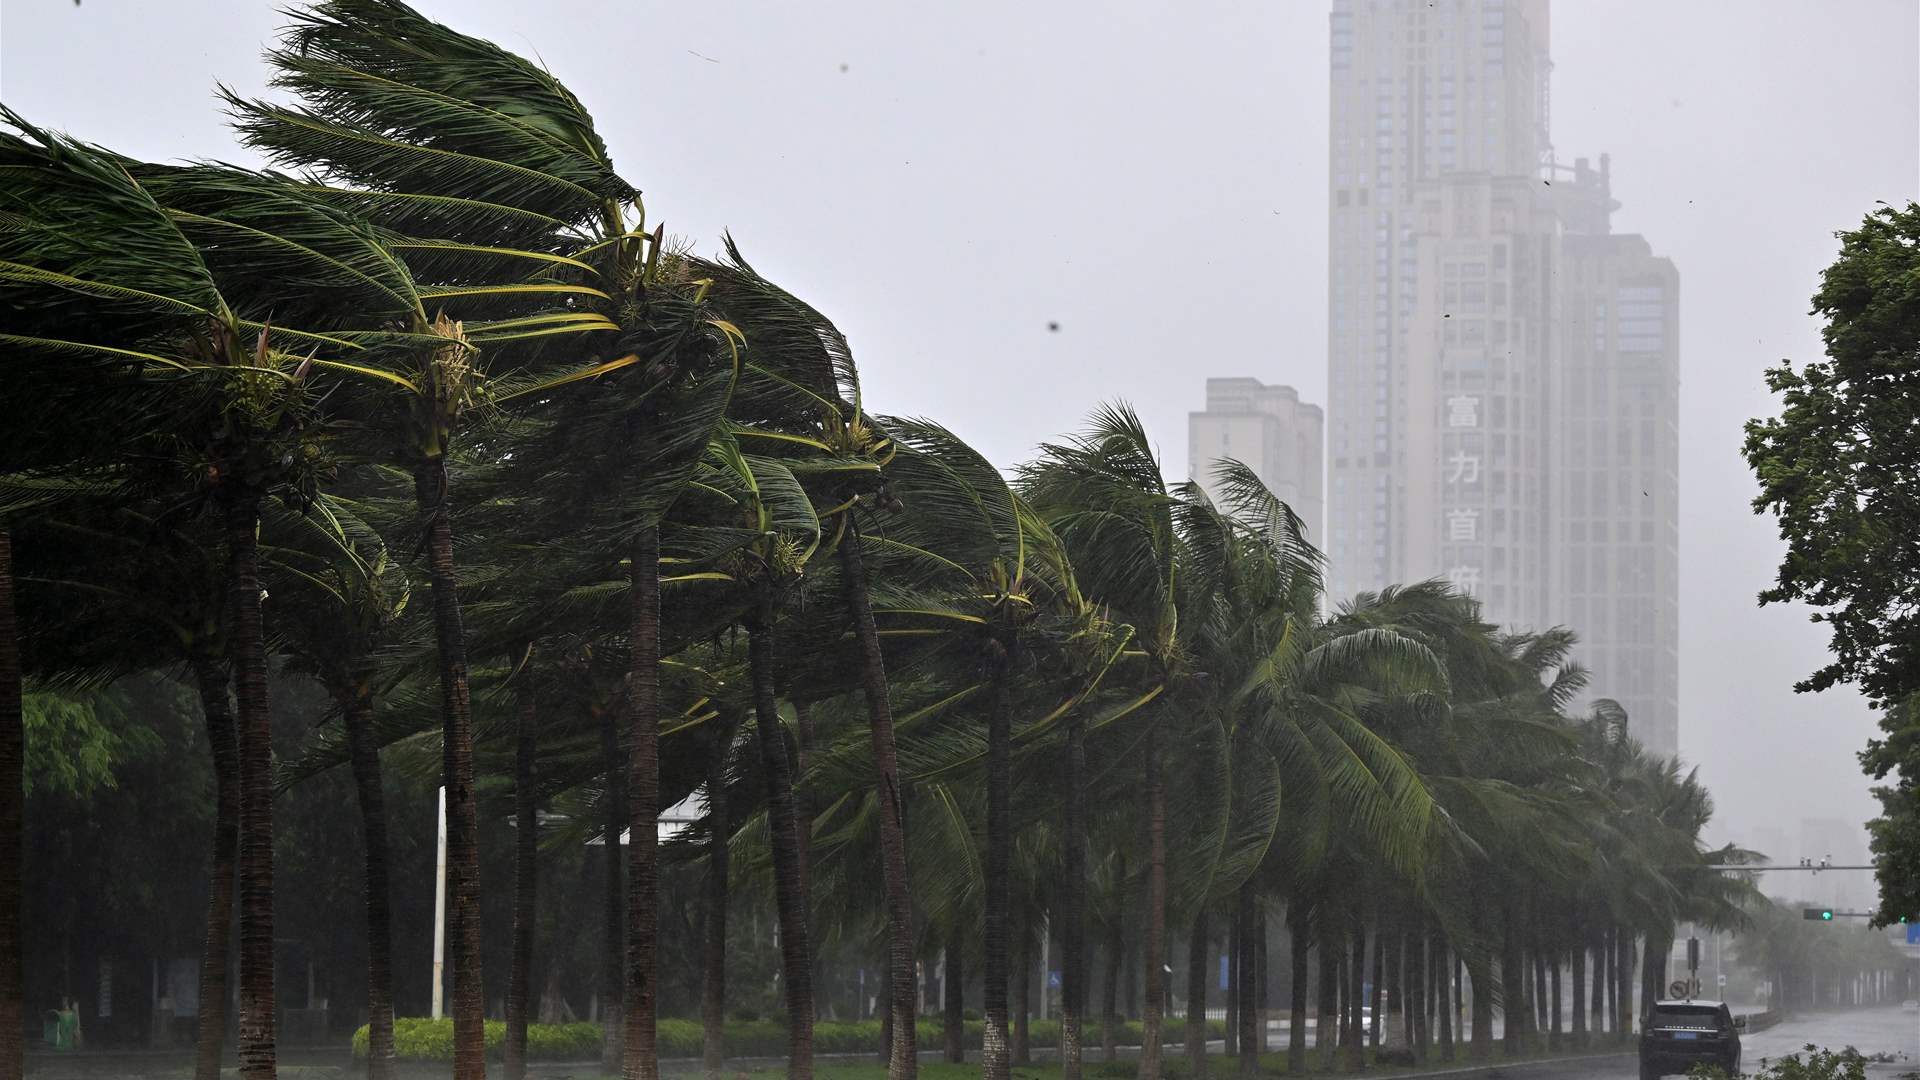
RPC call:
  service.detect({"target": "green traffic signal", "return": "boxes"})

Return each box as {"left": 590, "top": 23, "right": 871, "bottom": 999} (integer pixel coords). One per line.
{"left": 1802, "top": 907, "right": 1834, "bottom": 921}
{"left": 1822, "top": 910, "right": 1833, "bottom": 920}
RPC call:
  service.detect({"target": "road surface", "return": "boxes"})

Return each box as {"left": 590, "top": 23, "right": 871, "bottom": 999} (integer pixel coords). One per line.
{"left": 1467, "top": 1007, "right": 1919, "bottom": 1080}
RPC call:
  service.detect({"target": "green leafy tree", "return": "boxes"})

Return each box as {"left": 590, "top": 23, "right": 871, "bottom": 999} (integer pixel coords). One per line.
{"left": 1745, "top": 201, "right": 1920, "bottom": 930}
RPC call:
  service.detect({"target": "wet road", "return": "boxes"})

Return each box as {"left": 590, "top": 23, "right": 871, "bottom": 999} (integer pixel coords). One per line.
{"left": 1471, "top": 1007, "right": 1919, "bottom": 1080}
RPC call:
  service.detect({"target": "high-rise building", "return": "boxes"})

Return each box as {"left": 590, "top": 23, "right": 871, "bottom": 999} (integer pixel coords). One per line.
{"left": 1188, "top": 378, "right": 1324, "bottom": 542}
{"left": 1325, "top": 0, "right": 1681, "bottom": 757}
{"left": 1326, "top": 0, "right": 1557, "bottom": 625}
{"left": 1556, "top": 157, "right": 1681, "bottom": 756}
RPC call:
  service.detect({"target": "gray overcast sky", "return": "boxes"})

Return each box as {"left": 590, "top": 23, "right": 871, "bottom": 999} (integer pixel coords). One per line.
{"left": 4, "top": 1, "right": 1915, "bottom": 869}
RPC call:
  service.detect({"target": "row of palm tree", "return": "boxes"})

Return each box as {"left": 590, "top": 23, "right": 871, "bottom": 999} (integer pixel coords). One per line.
{"left": 0, "top": 3, "right": 1755, "bottom": 1078}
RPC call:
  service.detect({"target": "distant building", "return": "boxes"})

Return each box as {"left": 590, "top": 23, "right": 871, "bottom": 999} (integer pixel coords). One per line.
{"left": 1188, "top": 378, "right": 1325, "bottom": 544}
{"left": 1323, "top": 0, "right": 1681, "bottom": 757}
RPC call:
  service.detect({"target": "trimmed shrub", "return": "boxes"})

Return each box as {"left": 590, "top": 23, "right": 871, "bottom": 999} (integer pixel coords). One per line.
{"left": 353, "top": 1014, "right": 1229, "bottom": 1061}
{"left": 351, "top": 1018, "right": 601, "bottom": 1062}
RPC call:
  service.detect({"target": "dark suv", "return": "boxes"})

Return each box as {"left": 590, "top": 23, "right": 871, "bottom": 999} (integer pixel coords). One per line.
{"left": 1640, "top": 1000, "right": 1743, "bottom": 1079}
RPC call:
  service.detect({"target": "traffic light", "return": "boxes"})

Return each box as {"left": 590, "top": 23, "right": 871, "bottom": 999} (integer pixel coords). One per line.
{"left": 1802, "top": 907, "right": 1833, "bottom": 921}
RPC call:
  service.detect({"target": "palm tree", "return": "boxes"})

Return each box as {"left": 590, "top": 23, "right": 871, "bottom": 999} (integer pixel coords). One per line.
{"left": 505, "top": 661, "right": 539, "bottom": 1080}
{"left": 0, "top": 526, "right": 19, "bottom": 1074}
{"left": 1021, "top": 404, "right": 1184, "bottom": 1080}
{"left": 701, "top": 709, "right": 739, "bottom": 1080}
{"left": 224, "top": 5, "right": 658, "bottom": 1067}
{"left": 0, "top": 114, "right": 403, "bottom": 1079}
{"left": 257, "top": 493, "right": 413, "bottom": 1080}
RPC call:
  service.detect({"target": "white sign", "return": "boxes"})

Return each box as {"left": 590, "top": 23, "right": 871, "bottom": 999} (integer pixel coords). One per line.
{"left": 1446, "top": 395, "right": 1480, "bottom": 428}
{"left": 1446, "top": 564, "right": 1481, "bottom": 593}
{"left": 1447, "top": 451, "right": 1481, "bottom": 485}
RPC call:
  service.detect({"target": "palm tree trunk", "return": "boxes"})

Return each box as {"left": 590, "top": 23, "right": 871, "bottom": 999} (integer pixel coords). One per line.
{"left": 1013, "top": 911, "right": 1031, "bottom": 1066}
{"left": 1615, "top": 932, "right": 1635, "bottom": 1035}
{"left": 1316, "top": 923, "right": 1338, "bottom": 1071}
{"left": 226, "top": 493, "right": 276, "bottom": 1080}
{"left": 1061, "top": 712, "right": 1088, "bottom": 1080}
{"left": 1548, "top": 954, "right": 1562, "bottom": 1043}
{"left": 1102, "top": 922, "right": 1122, "bottom": 1063}
{"left": 1235, "top": 888, "right": 1258, "bottom": 1076}
{"left": 1640, "top": 933, "right": 1667, "bottom": 1022}
{"left": 747, "top": 587, "right": 813, "bottom": 1079}
{"left": 1571, "top": 942, "right": 1587, "bottom": 1047}
{"left": 1410, "top": 925, "right": 1428, "bottom": 1063}
{"left": 1253, "top": 904, "right": 1269, "bottom": 1055}
{"left": 793, "top": 701, "right": 812, "bottom": 902}
{"left": 877, "top": 962, "right": 893, "bottom": 1063}
{"left": 983, "top": 646, "right": 1013, "bottom": 1080}
{"left": 1534, "top": 951, "right": 1550, "bottom": 1036}
{"left": 1347, "top": 925, "right": 1366, "bottom": 1067}
{"left": 1499, "top": 917, "right": 1526, "bottom": 1055}
{"left": 1334, "top": 947, "right": 1347, "bottom": 1051}
{"left": 1137, "top": 724, "right": 1166, "bottom": 1080}
{"left": 1592, "top": 937, "right": 1607, "bottom": 1038}
{"left": 1443, "top": 953, "right": 1459, "bottom": 1045}
{"left": 1466, "top": 952, "right": 1493, "bottom": 1060}
{"left": 1224, "top": 905, "right": 1238, "bottom": 1059}
{"left": 625, "top": 524, "right": 662, "bottom": 1080}
{"left": 943, "top": 937, "right": 964, "bottom": 1064}
{"left": 702, "top": 716, "right": 732, "bottom": 1080}
{"left": 1383, "top": 925, "right": 1401, "bottom": 1050}
{"left": 1603, "top": 931, "right": 1616, "bottom": 1035}
{"left": 600, "top": 704, "right": 625, "bottom": 1074}
{"left": 412, "top": 460, "right": 484, "bottom": 1080}
{"left": 1434, "top": 937, "right": 1454, "bottom": 1061}
{"left": 1369, "top": 922, "right": 1383, "bottom": 1051}
{"left": 1185, "top": 911, "right": 1209, "bottom": 1078}
{"left": 340, "top": 682, "right": 394, "bottom": 1080}
{"left": 837, "top": 514, "right": 916, "bottom": 1079}
{"left": 0, "top": 532, "right": 25, "bottom": 1076}
{"left": 190, "top": 654, "right": 240, "bottom": 1080}
{"left": 1401, "top": 930, "right": 1414, "bottom": 1047}
{"left": 1288, "top": 909, "right": 1308, "bottom": 1074}
{"left": 0, "top": 529, "right": 16, "bottom": 1079}
{"left": 505, "top": 680, "right": 538, "bottom": 1080}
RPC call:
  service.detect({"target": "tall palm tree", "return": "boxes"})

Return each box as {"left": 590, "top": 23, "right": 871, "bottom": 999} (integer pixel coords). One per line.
{"left": 0, "top": 114, "right": 404, "bottom": 1079}
{"left": 224, "top": 5, "right": 652, "bottom": 1067}
{"left": 1021, "top": 404, "right": 1184, "bottom": 1080}
{"left": 257, "top": 492, "right": 413, "bottom": 1080}
{"left": 0, "top": 526, "right": 19, "bottom": 1074}
{"left": 505, "top": 660, "right": 539, "bottom": 1080}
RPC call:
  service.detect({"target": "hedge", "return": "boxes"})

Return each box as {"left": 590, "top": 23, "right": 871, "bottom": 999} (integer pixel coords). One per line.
{"left": 355, "top": 1015, "right": 1229, "bottom": 1061}
{"left": 351, "top": 1018, "right": 601, "bottom": 1062}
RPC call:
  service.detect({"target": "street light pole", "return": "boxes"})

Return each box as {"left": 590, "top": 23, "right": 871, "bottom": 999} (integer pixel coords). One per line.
{"left": 431, "top": 785, "right": 447, "bottom": 1020}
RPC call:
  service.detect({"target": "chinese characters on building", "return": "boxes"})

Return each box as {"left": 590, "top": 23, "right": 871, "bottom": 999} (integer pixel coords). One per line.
{"left": 1445, "top": 394, "right": 1481, "bottom": 594}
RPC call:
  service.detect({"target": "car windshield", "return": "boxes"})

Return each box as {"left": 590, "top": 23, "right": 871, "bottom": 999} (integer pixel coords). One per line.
{"left": 1653, "top": 1006, "right": 1722, "bottom": 1029}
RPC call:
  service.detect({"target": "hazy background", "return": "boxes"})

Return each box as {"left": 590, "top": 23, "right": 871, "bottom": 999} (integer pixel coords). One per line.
{"left": 4, "top": 1, "right": 1915, "bottom": 884}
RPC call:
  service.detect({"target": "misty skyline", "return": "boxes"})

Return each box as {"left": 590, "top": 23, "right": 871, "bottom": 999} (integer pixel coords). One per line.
{"left": 3, "top": 0, "right": 1915, "bottom": 868}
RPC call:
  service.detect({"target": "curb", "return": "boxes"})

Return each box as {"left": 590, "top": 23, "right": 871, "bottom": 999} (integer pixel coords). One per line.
{"left": 1378, "top": 1049, "right": 1637, "bottom": 1080}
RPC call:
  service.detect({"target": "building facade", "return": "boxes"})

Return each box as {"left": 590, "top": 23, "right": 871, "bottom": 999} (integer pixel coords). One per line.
{"left": 1188, "top": 377, "right": 1325, "bottom": 543}
{"left": 1555, "top": 158, "right": 1680, "bottom": 756}
{"left": 1325, "top": 0, "right": 1680, "bottom": 757}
